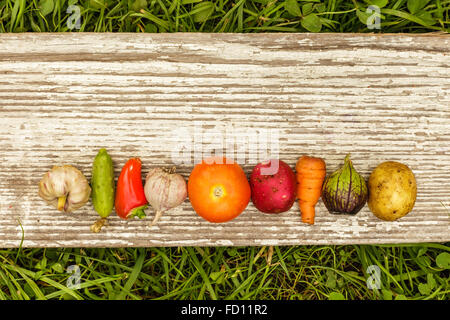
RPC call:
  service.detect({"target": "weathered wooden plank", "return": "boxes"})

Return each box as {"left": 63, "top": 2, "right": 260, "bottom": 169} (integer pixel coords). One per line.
{"left": 0, "top": 33, "right": 449, "bottom": 247}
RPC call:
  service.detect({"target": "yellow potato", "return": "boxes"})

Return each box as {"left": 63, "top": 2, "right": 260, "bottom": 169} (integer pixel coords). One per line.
{"left": 368, "top": 161, "right": 417, "bottom": 221}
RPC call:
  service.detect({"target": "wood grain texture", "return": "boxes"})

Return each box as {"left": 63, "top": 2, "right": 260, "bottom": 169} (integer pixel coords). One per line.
{"left": 0, "top": 33, "right": 449, "bottom": 248}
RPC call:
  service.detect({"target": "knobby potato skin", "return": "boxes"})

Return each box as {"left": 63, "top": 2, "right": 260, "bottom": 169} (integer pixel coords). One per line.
{"left": 368, "top": 161, "right": 417, "bottom": 221}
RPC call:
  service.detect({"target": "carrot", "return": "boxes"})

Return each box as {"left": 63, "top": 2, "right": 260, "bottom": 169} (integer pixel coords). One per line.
{"left": 295, "top": 155, "right": 326, "bottom": 225}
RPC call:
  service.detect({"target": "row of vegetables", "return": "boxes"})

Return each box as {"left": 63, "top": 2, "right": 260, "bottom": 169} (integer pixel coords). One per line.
{"left": 38, "top": 149, "right": 417, "bottom": 232}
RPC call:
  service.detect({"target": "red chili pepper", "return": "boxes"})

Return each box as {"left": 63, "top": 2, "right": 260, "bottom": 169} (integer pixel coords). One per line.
{"left": 115, "top": 158, "right": 148, "bottom": 219}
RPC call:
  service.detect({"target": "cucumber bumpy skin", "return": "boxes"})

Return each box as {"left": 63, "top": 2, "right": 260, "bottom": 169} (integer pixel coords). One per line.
{"left": 90, "top": 148, "right": 115, "bottom": 232}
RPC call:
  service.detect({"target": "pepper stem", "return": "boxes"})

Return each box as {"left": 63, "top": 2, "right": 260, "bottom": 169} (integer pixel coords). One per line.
{"left": 127, "top": 205, "right": 148, "bottom": 219}
{"left": 90, "top": 218, "right": 107, "bottom": 233}
{"left": 57, "top": 196, "right": 66, "bottom": 211}
{"left": 150, "top": 210, "right": 164, "bottom": 227}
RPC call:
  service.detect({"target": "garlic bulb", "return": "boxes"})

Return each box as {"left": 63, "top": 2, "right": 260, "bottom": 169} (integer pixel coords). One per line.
{"left": 38, "top": 165, "right": 91, "bottom": 213}
{"left": 144, "top": 167, "right": 187, "bottom": 226}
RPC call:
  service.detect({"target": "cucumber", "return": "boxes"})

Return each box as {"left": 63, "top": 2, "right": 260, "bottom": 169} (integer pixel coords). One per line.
{"left": 91, "top": 148, "right": 115, "bottom": 219}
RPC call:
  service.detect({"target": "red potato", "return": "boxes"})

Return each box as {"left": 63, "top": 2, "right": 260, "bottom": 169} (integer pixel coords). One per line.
{"left": 250, "top": 160, "right": 297, "bottom": 214}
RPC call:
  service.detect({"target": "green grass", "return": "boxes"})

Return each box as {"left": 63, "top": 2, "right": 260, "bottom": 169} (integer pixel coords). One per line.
{"left": 0, "top": 0, "right": 449, "bottom": 33}
{"left": 0, "top": 245, "right": 449, "bottom": 300}
{"left": 0, "top": 0, "right": 449, "bottom": 300}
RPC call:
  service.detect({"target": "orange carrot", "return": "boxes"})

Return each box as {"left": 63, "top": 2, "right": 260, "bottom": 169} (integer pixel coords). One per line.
{"left": 295, "top": 155, "right": 326, "bottom": 225}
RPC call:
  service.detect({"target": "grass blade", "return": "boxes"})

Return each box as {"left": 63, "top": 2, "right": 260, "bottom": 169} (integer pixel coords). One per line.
{"left": 186, "top": 247, "right": 217, "bottom": 300}
{"left": 116, "top": 249, "right": 145, "bottom": 300}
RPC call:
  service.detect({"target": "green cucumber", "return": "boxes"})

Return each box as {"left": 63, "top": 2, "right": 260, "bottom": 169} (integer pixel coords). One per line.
{"left": 91, "top": 148, "right": 115, "bottom": 219}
